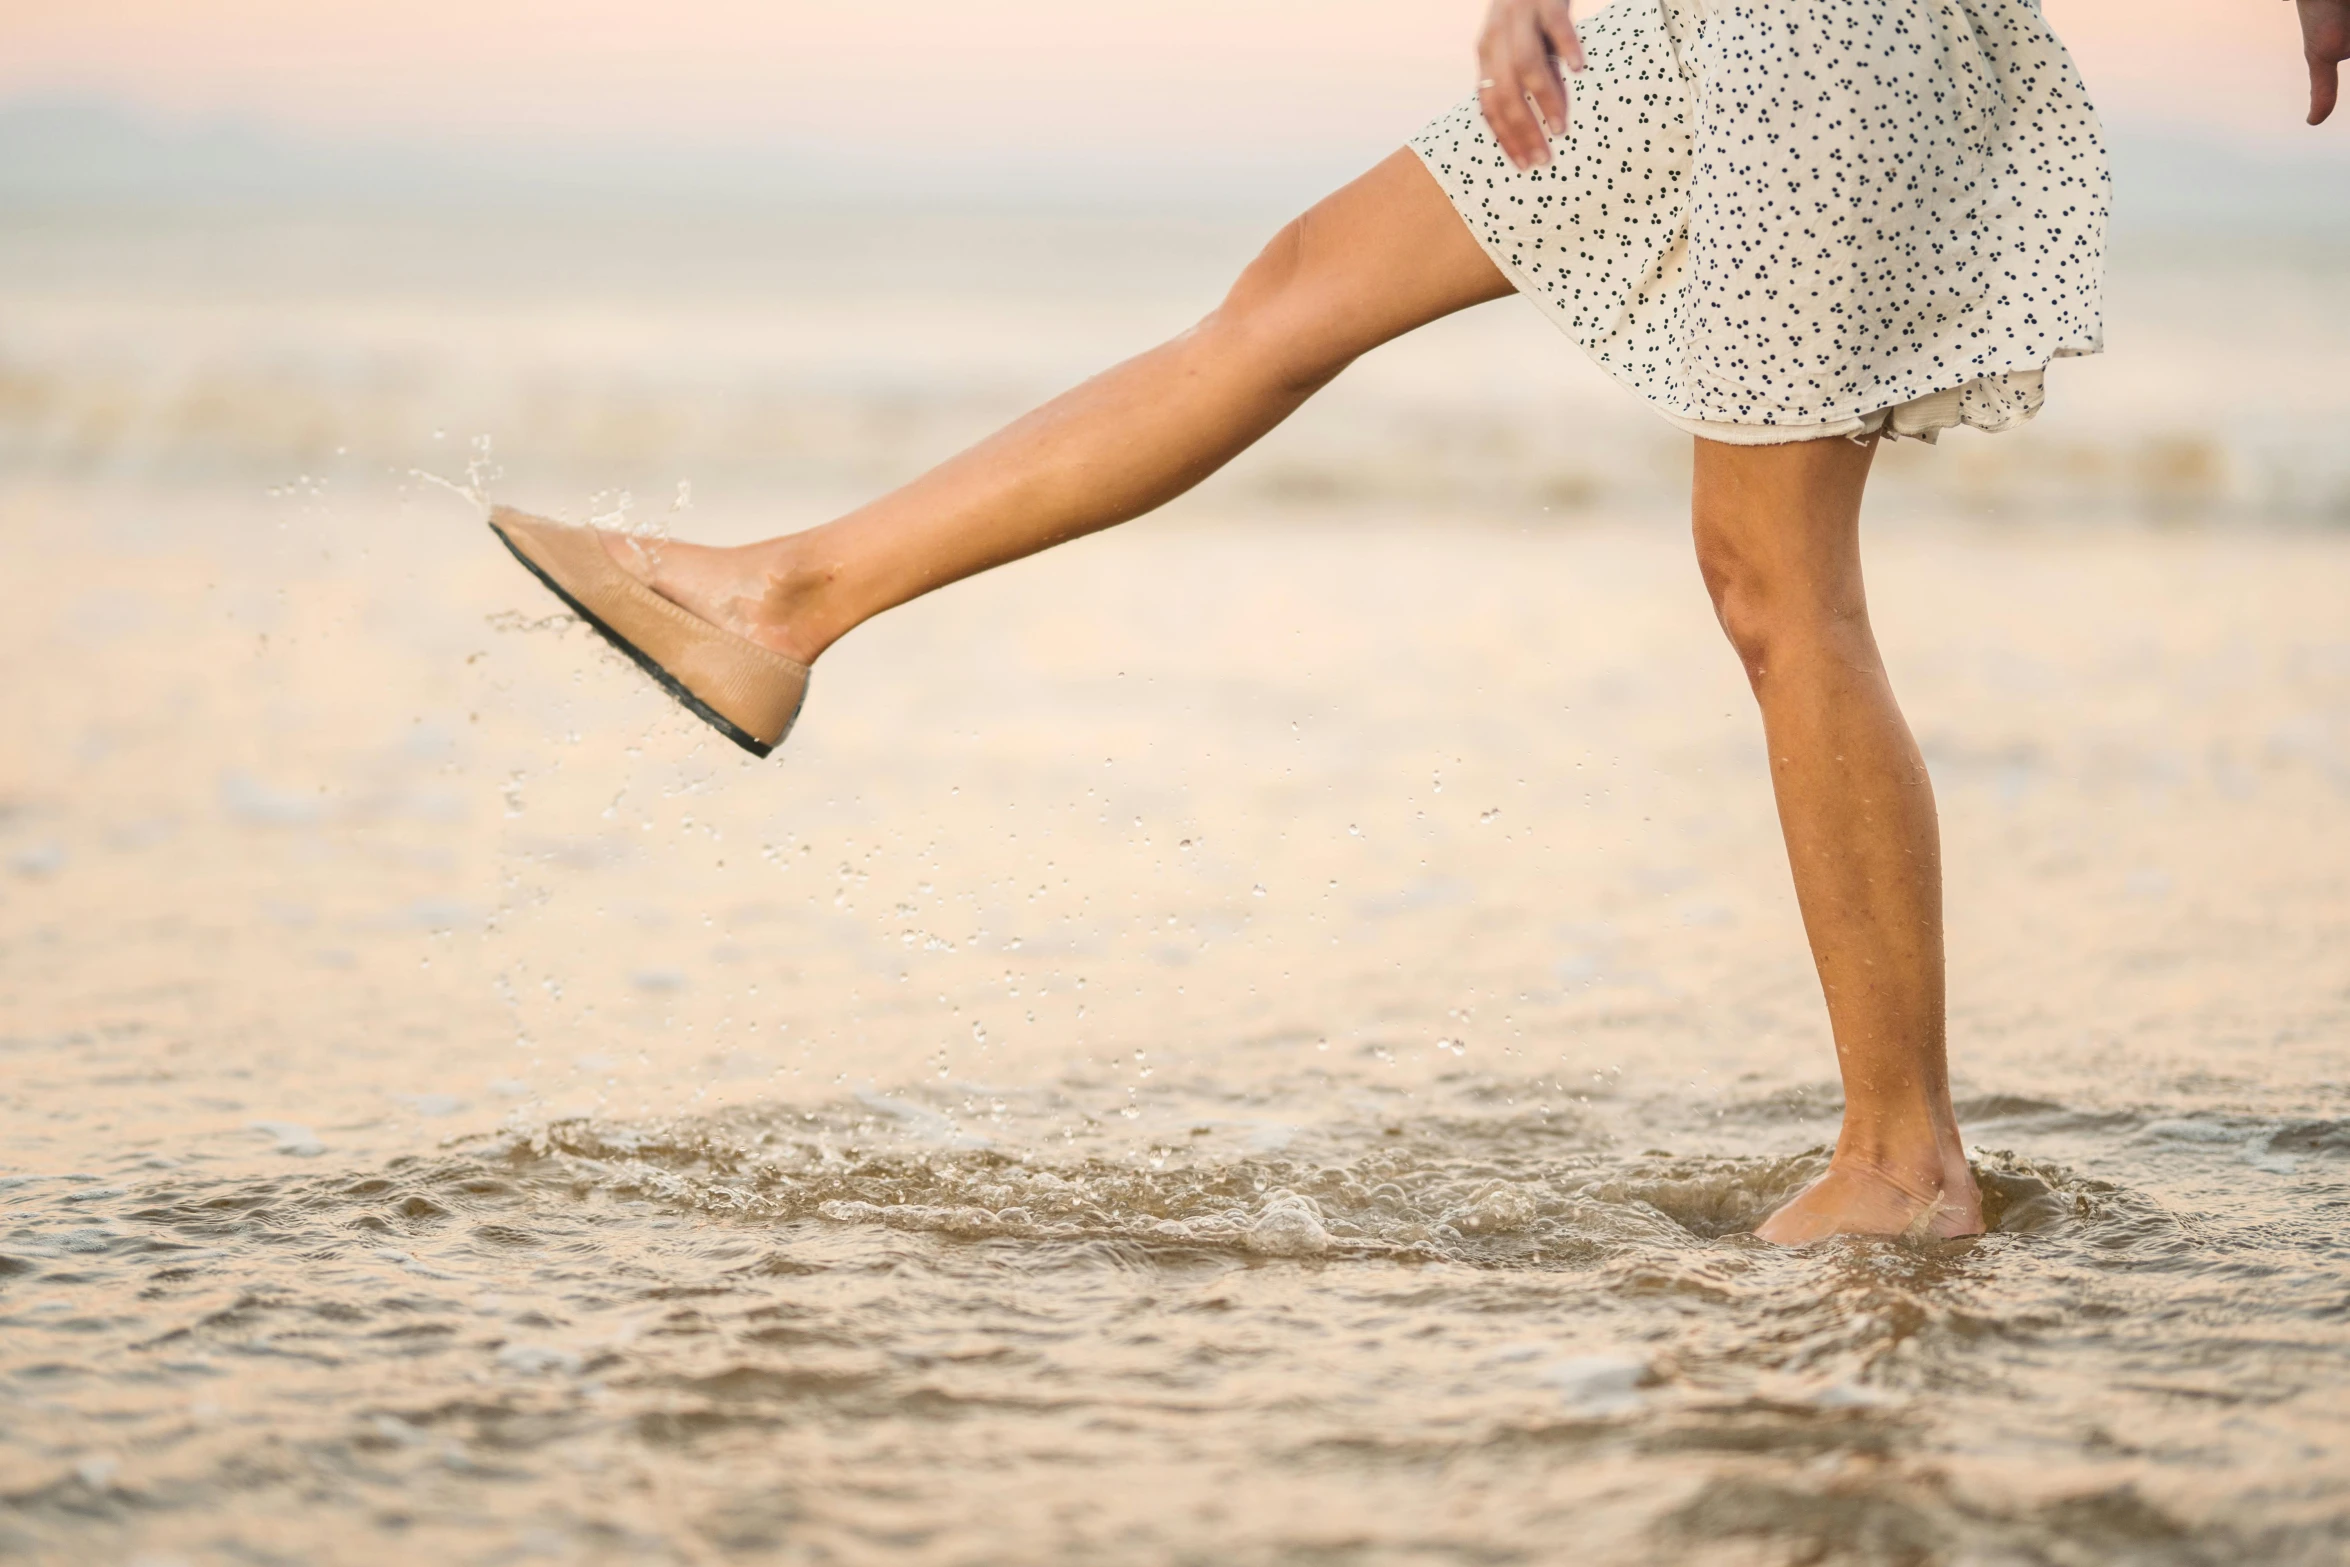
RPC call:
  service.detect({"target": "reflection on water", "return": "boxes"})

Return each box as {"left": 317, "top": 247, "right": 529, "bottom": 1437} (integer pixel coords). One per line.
{"left": 2, "top": 201, "right": 2348, "bottom": 1562}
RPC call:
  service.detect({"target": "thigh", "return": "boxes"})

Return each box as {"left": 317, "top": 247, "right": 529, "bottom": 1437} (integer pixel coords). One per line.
{"left": 1690, "top": 434, "right": 1880, "bottom": 611}
{"left": 1225, "top": 148, "right": 1516, "bottom": 374}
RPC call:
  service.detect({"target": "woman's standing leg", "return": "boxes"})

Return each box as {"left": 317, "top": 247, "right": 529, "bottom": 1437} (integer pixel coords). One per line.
{"left": 1693, "top": 435, "right": 1982, "bottom": 1241}
{"left": 598, "top": 150, "right": 1513, "bottom": 663}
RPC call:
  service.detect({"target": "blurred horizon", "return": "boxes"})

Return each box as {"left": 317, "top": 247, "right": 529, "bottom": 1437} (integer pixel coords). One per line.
{"left": 3, "top": 0, "right": 2347, "bottom": 222}
{"left": 5, "top": 92, "right": 2348, "bottom": 234}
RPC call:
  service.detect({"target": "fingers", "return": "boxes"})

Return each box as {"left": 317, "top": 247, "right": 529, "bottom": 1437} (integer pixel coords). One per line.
{"left": 2298, "top": 0, "right": 2349, "bottom": 125}
{"left": 1477, "top": 16, "right": 1571, "bottom": 170}
{"left": 1519, "top": 36, "right": 1571, "bottom": 143}
{"left": 1476, "top": 79, "right": 1547, "bottom": 171}
{"left": 1538, "top": 0, "right": 1586, "bottom": 76}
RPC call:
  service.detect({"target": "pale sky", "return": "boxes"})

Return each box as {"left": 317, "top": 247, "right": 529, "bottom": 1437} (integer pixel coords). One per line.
{"left": 0, "top": 1, "right": 2329, "bottom": 163}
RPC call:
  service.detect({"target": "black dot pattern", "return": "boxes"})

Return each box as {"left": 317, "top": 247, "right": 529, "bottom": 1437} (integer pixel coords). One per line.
{"left": 1410, "top": 0, "right": 2108, "bottom": 434}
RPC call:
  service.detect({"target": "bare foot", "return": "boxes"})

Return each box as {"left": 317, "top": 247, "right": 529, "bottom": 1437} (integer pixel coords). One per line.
{"left": 1755, "top": 1156, "right": 1984, "bottom": 1245}
{"left": 597, "top": 531, "right": 826, "bottom": 665}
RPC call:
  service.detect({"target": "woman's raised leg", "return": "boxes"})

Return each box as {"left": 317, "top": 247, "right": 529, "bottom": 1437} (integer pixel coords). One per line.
{"left": 602, "top": 149, "right": 1513, "bottom": 664}
{"left": 1691, "top": 435, "right": 1983, "bottom": 1243}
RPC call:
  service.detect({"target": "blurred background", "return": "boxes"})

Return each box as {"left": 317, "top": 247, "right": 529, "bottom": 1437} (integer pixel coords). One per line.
{"left": 2, "top": 0, "right": 2348, "bottom": 518}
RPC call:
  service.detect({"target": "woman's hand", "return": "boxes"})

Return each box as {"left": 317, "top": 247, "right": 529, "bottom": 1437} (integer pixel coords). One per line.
{"left": 2303, "top": 0, "right": 2350, "bottom": 124}
{"left": 1476, "top": 0, "right": 1586, "bottom": 171}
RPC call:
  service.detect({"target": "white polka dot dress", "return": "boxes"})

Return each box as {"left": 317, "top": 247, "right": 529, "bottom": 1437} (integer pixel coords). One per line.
{"left": 1410, "top": 0, "right": 2108, "bottom": 443}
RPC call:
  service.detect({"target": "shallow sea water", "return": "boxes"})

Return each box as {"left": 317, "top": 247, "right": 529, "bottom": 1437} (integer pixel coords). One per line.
{"left": 3, "top": 209, "right": 2349, "bottom": 1564}
{"left": 13, "top": 1085, "right": 2347, "bottom": 1567}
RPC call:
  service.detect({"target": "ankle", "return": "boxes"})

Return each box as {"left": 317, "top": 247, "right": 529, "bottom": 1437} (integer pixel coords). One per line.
{"left": 745, "top": 538, "right": 847, "bottom": 664}
{"left": 1831, "top": 1118, "right": 1970, "bottom": 1195}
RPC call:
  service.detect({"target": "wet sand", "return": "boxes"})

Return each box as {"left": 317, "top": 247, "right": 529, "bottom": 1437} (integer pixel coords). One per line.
{"left": 4, "top": 203, "right": 2350, "bottom": 1563}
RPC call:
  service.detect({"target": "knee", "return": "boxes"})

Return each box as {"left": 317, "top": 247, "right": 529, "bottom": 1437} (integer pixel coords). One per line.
{"left": 1693, "top": 524, "right": 1850, "bottom": 689}
{"left": 1196, "top": 219, "right": 1355, "bottom": 397}
{"left": 1698, "top": 552, "right": 1780, "bottom": 685}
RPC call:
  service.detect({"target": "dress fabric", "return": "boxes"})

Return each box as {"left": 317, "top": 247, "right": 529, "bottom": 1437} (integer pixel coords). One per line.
{"left": 1409, "top": 0, "right": 2108, "bottom": 442}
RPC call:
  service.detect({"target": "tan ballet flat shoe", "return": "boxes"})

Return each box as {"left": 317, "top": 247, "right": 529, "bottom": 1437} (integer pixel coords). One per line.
{"left": 487, "top": 506, "right": 809, "bottom": 757}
